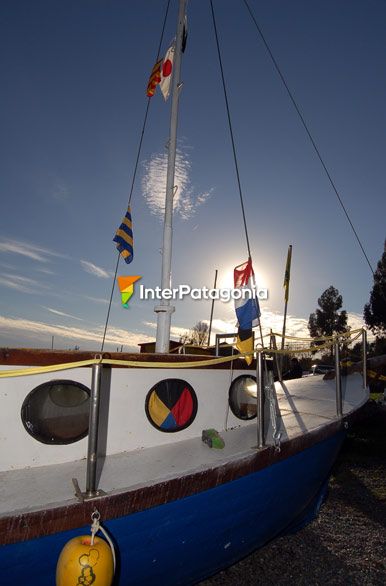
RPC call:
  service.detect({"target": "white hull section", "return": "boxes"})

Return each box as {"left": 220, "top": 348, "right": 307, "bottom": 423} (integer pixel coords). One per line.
{"left": 0, "top": 370, "right": 368, "bottom": 518}
{"left": 0, "top": 366, "right": 254, "bottom": 471}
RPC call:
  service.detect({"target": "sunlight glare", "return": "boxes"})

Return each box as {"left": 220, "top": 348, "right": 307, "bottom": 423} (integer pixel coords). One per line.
{"left": 219, "top": 266, "right": 269, "bottom": 291}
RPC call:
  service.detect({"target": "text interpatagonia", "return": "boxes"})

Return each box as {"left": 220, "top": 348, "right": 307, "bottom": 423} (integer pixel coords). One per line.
{"left": 139, "top": 284, "right": 268, "bottom": 302}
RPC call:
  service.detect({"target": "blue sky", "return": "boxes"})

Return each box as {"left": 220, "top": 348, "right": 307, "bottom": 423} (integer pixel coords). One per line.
{"left": 0, "top": 0, "right": 385, "bottom": 351}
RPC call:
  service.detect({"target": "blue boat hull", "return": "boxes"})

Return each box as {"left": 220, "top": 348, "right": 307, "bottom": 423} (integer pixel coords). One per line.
{"left": 0, "top": 432, "right": 343, "bottom": 585}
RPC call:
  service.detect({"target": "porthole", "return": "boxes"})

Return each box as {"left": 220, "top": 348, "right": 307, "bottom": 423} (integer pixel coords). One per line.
{"left": 145, "top": 379, "right": 198, "bottom": 432}
{"left": 21, "top": 380, "right": 90, "bottom": 444}
{"left": 229, "top": 375, "right": 257, "bottom": 420}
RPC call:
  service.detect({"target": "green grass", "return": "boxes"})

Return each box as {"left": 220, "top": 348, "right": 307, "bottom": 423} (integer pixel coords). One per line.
{"left": 370, "top": 392, "right": 384, "bottom": 402}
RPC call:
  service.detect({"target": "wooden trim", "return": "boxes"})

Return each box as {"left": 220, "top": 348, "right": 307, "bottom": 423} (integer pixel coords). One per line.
{"left": 0, "top": 348, "right": 255, "bottom": 370}
{"left": 0, "top": 407, "right": 364, "bottom": 546}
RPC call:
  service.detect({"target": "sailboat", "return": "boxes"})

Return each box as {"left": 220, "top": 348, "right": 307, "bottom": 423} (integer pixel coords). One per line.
{"left": 0, "top": 1, "right": 369, "bottom": 584}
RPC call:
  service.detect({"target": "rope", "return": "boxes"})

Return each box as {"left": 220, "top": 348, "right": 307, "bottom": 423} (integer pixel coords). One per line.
{"left": 0, "top": 359, "right": 99, "bottom": 378}
{"left": 271, "top": 328, "right": 363, "bottom": 341}
{"left": 90, "top": 510, "right": 116, "bottom": 573}
{"left": 100, "top": 0, "right": 172, "bottom": 352}
{"left": 210, "top": 0, "right": 268, "bottom": 353}
{"left": 242, "top": 0, "right": 374, "bottom": 277}
{"left": 209, "top": 0, "right": 251, "bottom": 260}
{"left": 100, "top": 253, "right": 120, "bottom": 352}
{"left": 0, "top": 330, "right": 366, "bottom": 378}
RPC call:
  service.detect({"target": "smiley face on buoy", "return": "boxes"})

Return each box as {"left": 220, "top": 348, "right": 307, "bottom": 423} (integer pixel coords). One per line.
{"left": 77, "top": 548, "right": 99, "bottom": 585}
{"left": 56, "top": 535, "right": 114, "bottom": 586}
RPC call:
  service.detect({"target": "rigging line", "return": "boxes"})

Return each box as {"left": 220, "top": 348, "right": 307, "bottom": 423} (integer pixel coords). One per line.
{"left": 210, "top": 0, "right": 265, "bottom": 354}
{"left": 101, "top": 252, "right": 120, "bottom": 352}
{"left": 242, "top": 0, "right": 374, "bottom": 277}
{"left": 209, "top": 0, "right": 251, "bottom": 260}
{"left": 100, "top": 0, "right": 172, "bottom": 352}
{"left": 128, "top": 0, "right": 171, "bottom": 205}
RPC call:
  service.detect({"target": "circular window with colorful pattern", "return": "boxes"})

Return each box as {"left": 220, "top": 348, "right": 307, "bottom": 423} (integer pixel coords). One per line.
{"left": 145, "top": 379, "right": 198, "bottom": 432}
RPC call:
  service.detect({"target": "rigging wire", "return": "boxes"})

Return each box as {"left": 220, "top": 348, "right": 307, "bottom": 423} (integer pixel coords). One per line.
{"left": 100, "top": 0, "right": 172, "bottom": 352}
{"left": 242, "top": 0, "right": 374, "bottom": 277}
{"left": 209, "top": 0, "right": 252, "bottom": 261}
{"left": 210, "top": 0, "right": 267, "bottom": 359}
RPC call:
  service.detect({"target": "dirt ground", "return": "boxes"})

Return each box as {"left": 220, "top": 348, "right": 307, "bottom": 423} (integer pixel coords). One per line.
{"left": 199, "top": 402, "right": 386, "bottom": 586}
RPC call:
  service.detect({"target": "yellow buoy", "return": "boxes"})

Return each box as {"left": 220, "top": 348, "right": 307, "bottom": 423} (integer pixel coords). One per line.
{"left": 56, "top": 534, "right": 114, "bottom": 586}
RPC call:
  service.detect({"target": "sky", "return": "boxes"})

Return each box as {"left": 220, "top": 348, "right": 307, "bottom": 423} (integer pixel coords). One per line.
{"left": 0, "top": 0, "right": 385, "bottom": 351}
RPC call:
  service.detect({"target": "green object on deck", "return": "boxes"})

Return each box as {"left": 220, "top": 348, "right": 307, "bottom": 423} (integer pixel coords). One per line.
{"left": 202, "top": 429, "right": 225, "bottom": 449}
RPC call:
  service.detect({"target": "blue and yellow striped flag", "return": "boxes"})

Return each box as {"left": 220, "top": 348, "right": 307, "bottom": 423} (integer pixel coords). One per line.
{"left": 113, "top": 205, "right": 133, "bottom": 264}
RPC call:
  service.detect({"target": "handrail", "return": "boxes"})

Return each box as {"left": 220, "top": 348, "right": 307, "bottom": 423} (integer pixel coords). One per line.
{"left": 256, "top": 351, "right": 264, "bottom": 448}
{"left": 334, "top": 340, "right": 343, "bottom": 417}
{"left": 0, "top": 329, "right": 372, "bottom": 379}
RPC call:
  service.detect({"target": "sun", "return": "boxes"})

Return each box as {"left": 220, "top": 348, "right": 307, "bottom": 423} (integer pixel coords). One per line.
{"left": 219, "top": 266, "right": 269, "bottom": 291}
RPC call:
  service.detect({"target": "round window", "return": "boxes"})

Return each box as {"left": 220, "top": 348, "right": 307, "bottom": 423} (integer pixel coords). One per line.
{"left": 21, "top": 380, "right": 90, "bottom": 444}
{"left": 229, "top": 375, "right": 257, "bottom": 420}
{"left": 145, "top": 379, "right": 198, "bottom": 432}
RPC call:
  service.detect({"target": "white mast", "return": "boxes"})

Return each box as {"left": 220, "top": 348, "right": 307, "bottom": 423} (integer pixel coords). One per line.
{"left": 155, "top": 0, "right": 187, "bottom": 353}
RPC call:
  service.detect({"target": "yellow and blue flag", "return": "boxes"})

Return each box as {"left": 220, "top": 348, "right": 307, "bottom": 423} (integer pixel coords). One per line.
{"left": 283, "top": 245, "right": 292, "bottom": 302}
{"left": 113, "top": 205, "right": 133, "bottom": 264}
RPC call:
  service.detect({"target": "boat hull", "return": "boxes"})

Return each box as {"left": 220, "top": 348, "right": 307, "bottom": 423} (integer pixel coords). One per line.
{"left": 0, "top": 431, "right": 343, "bottom": 585}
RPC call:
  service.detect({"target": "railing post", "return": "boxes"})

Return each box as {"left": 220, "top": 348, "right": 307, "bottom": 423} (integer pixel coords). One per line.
{"left": 256, "top": 351, "right": 265, "bottom": 448}
{"left": 271, "top": 333, "right": 282, "bottom": 382}
{"left": 86, "top": 363, "right": 103, "bottom": 497}
{"left": 215, "top": 334, "right": 220, "bottom": 357}
{"left": 334, "top": 339, "right": 343, "bottom": 417}
{"left": 362, "top": 328, "right": 367, "bottom": 390}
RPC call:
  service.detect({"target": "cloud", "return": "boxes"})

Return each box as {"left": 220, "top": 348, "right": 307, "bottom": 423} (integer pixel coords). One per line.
{"left": 0, "top": 273, "right": 50, "bottom": 294}
{"left": 36, "top": 267, "right": 56, "bottom": 275}
{"left": 144, "top": 310, "right": 368, "bottom": 348}
{"left": 0, "top": 315, "right": 153, "bottom": 351}
{"left": 42, "top": 306, "right": 84, "bottom": 321}
{"left": 80, "top": 260, "right": 110, "bottom": 279}
{"left": 347, "top": 312, "right": 365, "bottom": 331}
{"left": 142, "top": 146, "right": 212, "bottom": 220}
{"left": 83, "top": 295, "right": 109, "bottom": 305}
{"left": 0, "top": 239, "right": 65, "bottom": 262}
{"left": 143, "top": 320, "right": 191, "bottom": 341}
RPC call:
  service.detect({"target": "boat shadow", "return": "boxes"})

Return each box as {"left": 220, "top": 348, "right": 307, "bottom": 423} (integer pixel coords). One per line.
{"left": 332, "top": 467, "right": 386, "bottom": 531}
{"left": 95, "top": 366, "right": 112, "bottom": 488}
{"left": 276, "top": 380, "right": 308, "bottom": 434}
{"left": 198, "top": 524, "right": 360, "bottom": 585}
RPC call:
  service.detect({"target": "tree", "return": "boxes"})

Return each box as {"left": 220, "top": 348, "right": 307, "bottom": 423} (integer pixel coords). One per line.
{"left": 364, "top": 240, "right": 386, "bottom": 337}
{"left": 308, "top": 286, "right": 349, "bottom": 356}
{"left": 179, "top": 321, "right": 209, "bottom": 347}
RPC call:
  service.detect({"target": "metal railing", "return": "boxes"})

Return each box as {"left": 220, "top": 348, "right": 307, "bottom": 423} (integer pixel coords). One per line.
{"left": 256, "top": 351, "right": 264, "bottom": 448}
{"left": 80, "top": 329, "right": 368, "bottom": 498}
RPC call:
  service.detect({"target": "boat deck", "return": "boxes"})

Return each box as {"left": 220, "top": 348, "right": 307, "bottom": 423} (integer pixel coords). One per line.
{"left": 0, "top": 373, "right": 367, "bottom": 517}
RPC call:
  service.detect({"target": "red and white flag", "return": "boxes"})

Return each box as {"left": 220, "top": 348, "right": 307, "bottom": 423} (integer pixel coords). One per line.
{"left": 159, "top": 42, "right": 175, "bottom": 100}
{"left": 146, "top": 41, "right": 175, "bottom": 100}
